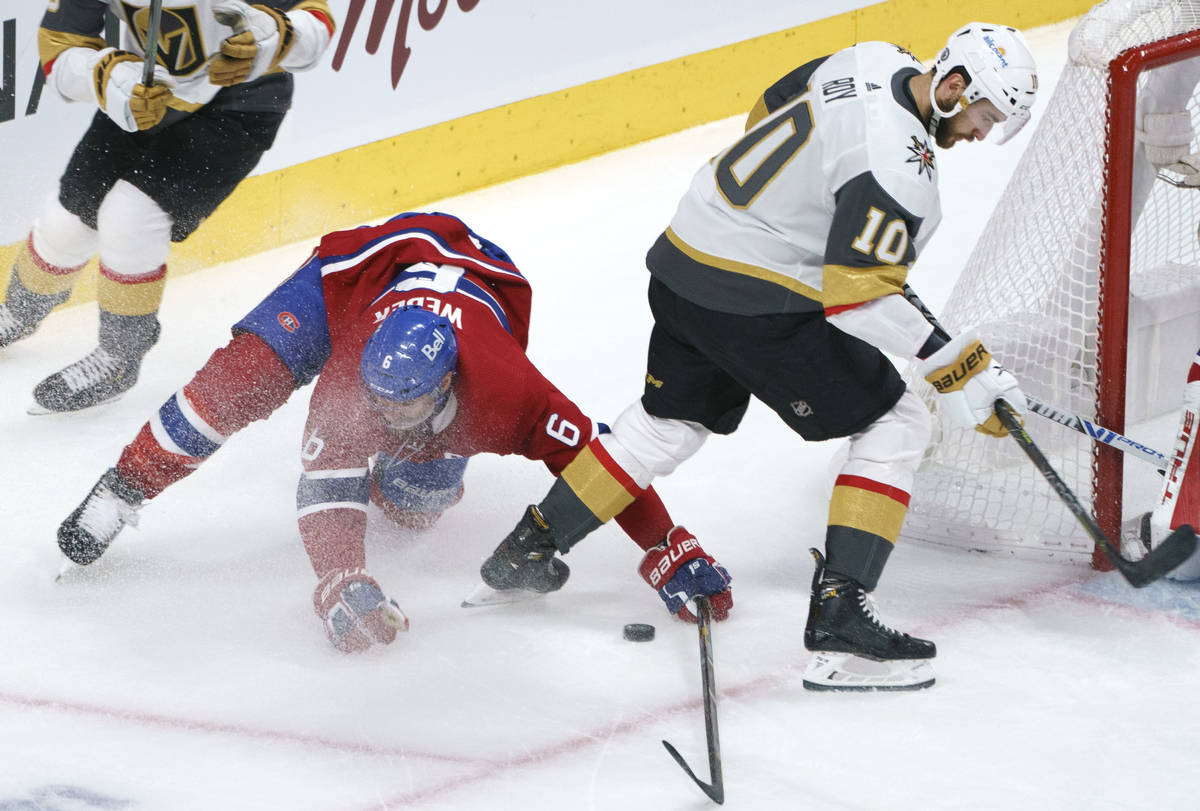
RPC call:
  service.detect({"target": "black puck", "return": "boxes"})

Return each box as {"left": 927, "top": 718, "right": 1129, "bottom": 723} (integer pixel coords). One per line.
{"left": 623, "top": 623, "right": 655, "bottom": 642}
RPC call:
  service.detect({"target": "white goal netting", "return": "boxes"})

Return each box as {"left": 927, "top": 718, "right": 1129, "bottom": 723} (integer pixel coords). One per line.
{"left": 903, "top": 0, "right": 1200, "bottom": 563}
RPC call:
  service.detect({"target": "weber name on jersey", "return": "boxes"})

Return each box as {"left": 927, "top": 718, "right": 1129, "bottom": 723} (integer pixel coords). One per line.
{"left": 648, "top": 42, "right": 943, "bottom": 324}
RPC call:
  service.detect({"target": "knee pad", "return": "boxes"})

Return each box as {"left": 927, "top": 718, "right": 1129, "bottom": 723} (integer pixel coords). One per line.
{"left": 96, "top": 180, "right": 173, "bottom": 275}
{"left": 839, "top": 388, "right": 932, "bottom": 493}
{"left": 604, "top": 400, "right": 712, "bottom": 487}
{"left": 30, "top": 192, "right": 98, "bottom": 269}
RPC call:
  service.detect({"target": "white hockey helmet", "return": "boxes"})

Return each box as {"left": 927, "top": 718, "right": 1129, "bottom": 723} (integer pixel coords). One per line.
{"left": 931, "top": 22, "right": 1038, "bottom": 144}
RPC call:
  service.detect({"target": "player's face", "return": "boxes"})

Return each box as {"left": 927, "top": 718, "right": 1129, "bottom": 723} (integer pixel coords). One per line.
{"left": 935, "top": 99, "right": 1006, "bottom": 149}
{"left": 364, "top": 373, "right": 451, "bottom": 431}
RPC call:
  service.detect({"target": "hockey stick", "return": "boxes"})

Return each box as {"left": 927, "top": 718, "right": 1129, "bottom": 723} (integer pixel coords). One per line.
{"left": 900, "top": 285, "right": 1168, "bottom": 470}
{"left": 141, "top": 0, "right": 165, "bottom": 86}
{"left": 662, "top": 595, "right": 724, "bottom": 805}
{"left": 993, "top": 400, "right": 1197, "bottom": 587}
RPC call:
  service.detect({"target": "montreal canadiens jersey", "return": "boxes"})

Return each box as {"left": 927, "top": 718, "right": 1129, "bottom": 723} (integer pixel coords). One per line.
{"left": 289, "top": 214, "right": 671, "bottom": 572}
{"left": 648, "top": 41, "right": 943, "bottom": 317}
{"left": 38, "top": 0, "right": 333, "bottom": 113}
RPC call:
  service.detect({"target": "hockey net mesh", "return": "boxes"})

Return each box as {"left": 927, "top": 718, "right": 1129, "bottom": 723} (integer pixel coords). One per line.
{"left": 902, "top": 0, "right": 1200, "bottom": 562}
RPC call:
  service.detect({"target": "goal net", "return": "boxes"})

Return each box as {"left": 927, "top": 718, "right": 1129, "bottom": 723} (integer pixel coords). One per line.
{"left": 902, "top": 0, "right": 1200, "bottom": 566}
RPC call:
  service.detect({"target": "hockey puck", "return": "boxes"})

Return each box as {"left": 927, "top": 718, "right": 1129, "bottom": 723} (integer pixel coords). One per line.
{"left": 623, "top": 623, "right": 655, "bottom": 642}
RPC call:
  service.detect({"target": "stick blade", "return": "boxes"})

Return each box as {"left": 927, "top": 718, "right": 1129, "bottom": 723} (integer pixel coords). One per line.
{"left": 1118, "top": 524, "right": 1198, "bottom": 587}
{"left": 662, "top": 740, "right": 724, "bottom": 804}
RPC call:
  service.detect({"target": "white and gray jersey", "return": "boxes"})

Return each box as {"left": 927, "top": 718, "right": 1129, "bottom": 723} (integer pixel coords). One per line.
{"left": 648, "top": 42, "right": 943, "bottom": 320}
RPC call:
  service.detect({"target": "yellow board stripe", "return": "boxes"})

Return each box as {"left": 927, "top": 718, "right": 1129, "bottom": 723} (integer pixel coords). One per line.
{"left": 6, "top": 0, "right": 1093, "bottom": 310}
{"left": 560, "top": 445, "right": 638, "bottom": 523}
{"left": 828, "top": 482, "right": 908, "bottom": 544}
{"left": 822, "top": 264, "right": 908, "bottom": 308}
{"left": 665, "top": 227, "right": 824, "bottom": 301}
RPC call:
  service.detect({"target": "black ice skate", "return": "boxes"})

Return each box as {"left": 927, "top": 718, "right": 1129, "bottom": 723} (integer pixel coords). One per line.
{"left": 0, "top": 269, "right": 68, "bottom": 349}
{"left": 465, "top": 505, "right": 569, "bottom": 606}
{"left": 31, "top": 311, "right": 159, "bottom": 413}
{"left": 803, "top": 548, "right": 935, "bottom": 691}
{"left": 58, "top": 468, "right": 145, "bottom": 566}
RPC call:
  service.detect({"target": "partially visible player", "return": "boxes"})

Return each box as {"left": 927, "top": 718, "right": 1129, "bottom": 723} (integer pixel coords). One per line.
{"left": 55, "top": 212, "right": 733, "bottom": 653}
{"left": 479, "top": 24, "right": 1037, "bottom": 690}
{"left": 0, "top": 1, "right": 334, "bottom": 413}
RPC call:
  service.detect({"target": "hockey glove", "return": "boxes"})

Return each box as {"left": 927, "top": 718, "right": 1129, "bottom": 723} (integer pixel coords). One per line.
{"left": 209, "top": 1, "right": 295, "bottom": 86}
{"left": 638, "top": 527, "right": 732, "bottom": 623}
{"left": 313, "top": 568, "right": 409, "bottom": 653}
{"left": 92, "top": 50, "right": 172, "bottom": 132}
{"left": 918, "top": 328, "right": 1028, "bottom": 438}
{"left": 1138, "top": 111, "right": 1200, "bottom": 186}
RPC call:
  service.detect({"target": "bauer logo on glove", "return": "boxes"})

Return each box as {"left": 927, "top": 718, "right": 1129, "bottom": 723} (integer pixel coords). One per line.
{"left": 917, "top": 327, "right": 1028, "bottom": 438}
{"left": 638, "top": 527, "right": 733, "bottom": 622}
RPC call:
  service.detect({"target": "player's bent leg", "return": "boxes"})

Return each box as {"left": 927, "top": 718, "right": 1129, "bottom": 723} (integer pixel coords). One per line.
{"left": 116, "top": 331, "right": 297, "bottom": 499}
{"left": 0, "top": 195, "right": 96, "bottom": 348}
{"left": 33, "top": 182, "right": 171, "bottom": 412}
{"left": 804, "top": 390, "right": 936, "bottom": 691}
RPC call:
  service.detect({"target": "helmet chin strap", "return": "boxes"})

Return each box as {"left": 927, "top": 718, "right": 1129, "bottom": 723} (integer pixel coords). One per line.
{"left": 927, "top": 77, "right": 970, "bottom": 138}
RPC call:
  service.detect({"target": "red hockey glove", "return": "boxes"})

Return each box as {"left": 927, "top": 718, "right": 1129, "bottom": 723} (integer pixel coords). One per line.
{"left": 637, "top": 527, "right": 732, "bottom": 622}
{"left": 313, "top": 568, "right": 409, "bottom": 653}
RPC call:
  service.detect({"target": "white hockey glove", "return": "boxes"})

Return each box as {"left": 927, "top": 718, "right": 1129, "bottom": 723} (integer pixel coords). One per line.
{"left": 209, "top": 1, "right": 295, "bottom": 87}
{"left": 1138, "top": 110, "right": 1200, "bottom": 186}
{"left": 92, "top": 49, "right": 173, "bottom": 132}
{"left": 313, "top": 568, "right": 409, "bottom": 653}
{"left": 917, "top": 328, "right": 1027, "bottom": 438}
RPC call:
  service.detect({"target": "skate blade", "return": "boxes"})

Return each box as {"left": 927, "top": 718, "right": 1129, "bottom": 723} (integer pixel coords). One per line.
{"left": 27, "top": 393, "right": 124, "bottom": 416}
{"left": 460, "top": 582, "right": 548, "bottom": 608}
{"left": 802, "top": 651, "right": 935, "bottom": 692}
{"left": 54, "top": 554, "right": 81, "bottom": 583}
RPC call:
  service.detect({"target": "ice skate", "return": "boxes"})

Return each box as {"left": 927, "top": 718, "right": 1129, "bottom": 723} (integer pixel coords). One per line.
{"left": 803, "top": 548, "right": 935, "bottom": 691}
{"left": 30, "top": 311, "right": 159, "bottom": 413}
{"left": 470, "top": 505, "right": 569, "bottom": 606}
{"left": 57, "top": 468, "right": 145, "bottom": 566}
{"left": 0, "top": 266, "right": 68, "bottom": 349}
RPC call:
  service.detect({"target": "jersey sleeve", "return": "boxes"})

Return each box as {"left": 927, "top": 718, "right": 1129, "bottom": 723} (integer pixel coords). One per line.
{"left": 38, "top": 0, "right": 108, "bottom": 103}
{"left": 821, "top": 171, "right": 937, "bottom": 358}
{"left": 294, "top": 368, "right": 377, "bottom": 577}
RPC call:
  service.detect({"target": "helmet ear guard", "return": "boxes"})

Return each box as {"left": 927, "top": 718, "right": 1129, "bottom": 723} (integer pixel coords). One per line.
{"left": 929, "top": 22, "right": 1038, "bottom": 143}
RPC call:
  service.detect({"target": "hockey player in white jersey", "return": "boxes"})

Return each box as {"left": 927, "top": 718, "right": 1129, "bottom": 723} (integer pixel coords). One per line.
{"left": 0, "top": 0, "right": 334, "bottom": 413}
{"left": 478, "top": 23, "right": 1038, "bottom": 690}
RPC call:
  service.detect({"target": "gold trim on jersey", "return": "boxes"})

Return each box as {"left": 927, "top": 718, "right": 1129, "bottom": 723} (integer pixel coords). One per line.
{"left": 38, "top": 29, "right": 106, "bottom": 66}
{"left": 664, "top": 227, "right": 824, "bottom": 302}
{"left": 745, "top": 96, "right": 770, "bottom": 131}
{"left": 560, "top": 446, "right": 637, "bottom": 524}
{"left": 167, "top": 96, "right": 203, "bottom": 113}
{"left": 821, "top": 263, "right": 908, "bottom": 308}
{"left": 828, "top": 482, "right": 907, "bottom": 544}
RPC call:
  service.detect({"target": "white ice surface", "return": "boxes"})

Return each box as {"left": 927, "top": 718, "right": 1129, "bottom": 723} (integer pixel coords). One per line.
{"left": 3, "top": 20, "right": 1200, "bottom": 811}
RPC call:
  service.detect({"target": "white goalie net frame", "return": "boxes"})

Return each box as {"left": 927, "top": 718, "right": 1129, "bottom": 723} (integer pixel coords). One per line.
{"left": 902, "top": 0, "right": 1200, "bottom": 565}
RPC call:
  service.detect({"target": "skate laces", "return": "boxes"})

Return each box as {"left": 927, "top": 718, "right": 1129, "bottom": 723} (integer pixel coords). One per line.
{"left": 77, "top": 481, "right": 140, "bottom": 541}
{"left": 60, "top": 348, "right": 122, "bottom": 392}
{"left": 856, "top": 589, "right": 905, "bottom": 638}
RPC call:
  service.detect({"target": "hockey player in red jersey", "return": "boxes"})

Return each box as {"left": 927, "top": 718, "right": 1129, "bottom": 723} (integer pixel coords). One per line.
{"left": 478, "top": 24, "right": 1038, "bottom": 691}
{"left": 56, "top": 212, "right": 733, "bottom": 653}
{"left": 0, "top": 0, "right": 334, "bottom": 413}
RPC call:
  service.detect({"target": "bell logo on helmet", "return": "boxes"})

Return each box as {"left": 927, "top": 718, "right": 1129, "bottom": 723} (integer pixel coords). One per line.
{"left": 421, "top": 328, "right": 447, "bottom": 362}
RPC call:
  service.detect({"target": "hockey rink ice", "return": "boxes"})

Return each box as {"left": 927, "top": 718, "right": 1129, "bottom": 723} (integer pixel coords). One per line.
{"left": 3, "top": 20, "right": 1200, "bottom": 810}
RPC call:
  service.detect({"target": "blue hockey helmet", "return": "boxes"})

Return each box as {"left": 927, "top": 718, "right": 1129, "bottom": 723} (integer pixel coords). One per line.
{"left": 360, "top": 307, "right": 458, "bottom": 429}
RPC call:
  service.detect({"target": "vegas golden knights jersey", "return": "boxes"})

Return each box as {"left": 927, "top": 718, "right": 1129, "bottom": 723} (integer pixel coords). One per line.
{"left": 648, "top": 41, "right": 944, "bottom": 318}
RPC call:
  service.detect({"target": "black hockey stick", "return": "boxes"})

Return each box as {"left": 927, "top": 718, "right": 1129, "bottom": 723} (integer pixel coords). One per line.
{"left": 662, "top": 595, "right": 724, "bottom": 805}
{"left": 901, "top": 285, "right": 1168, "bottom": 471}
{"left": 141, "top": 0, "right": 164, "bottom": 86}
{"left": 993, "top": 401, "right": 1196, "bottom": 587}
